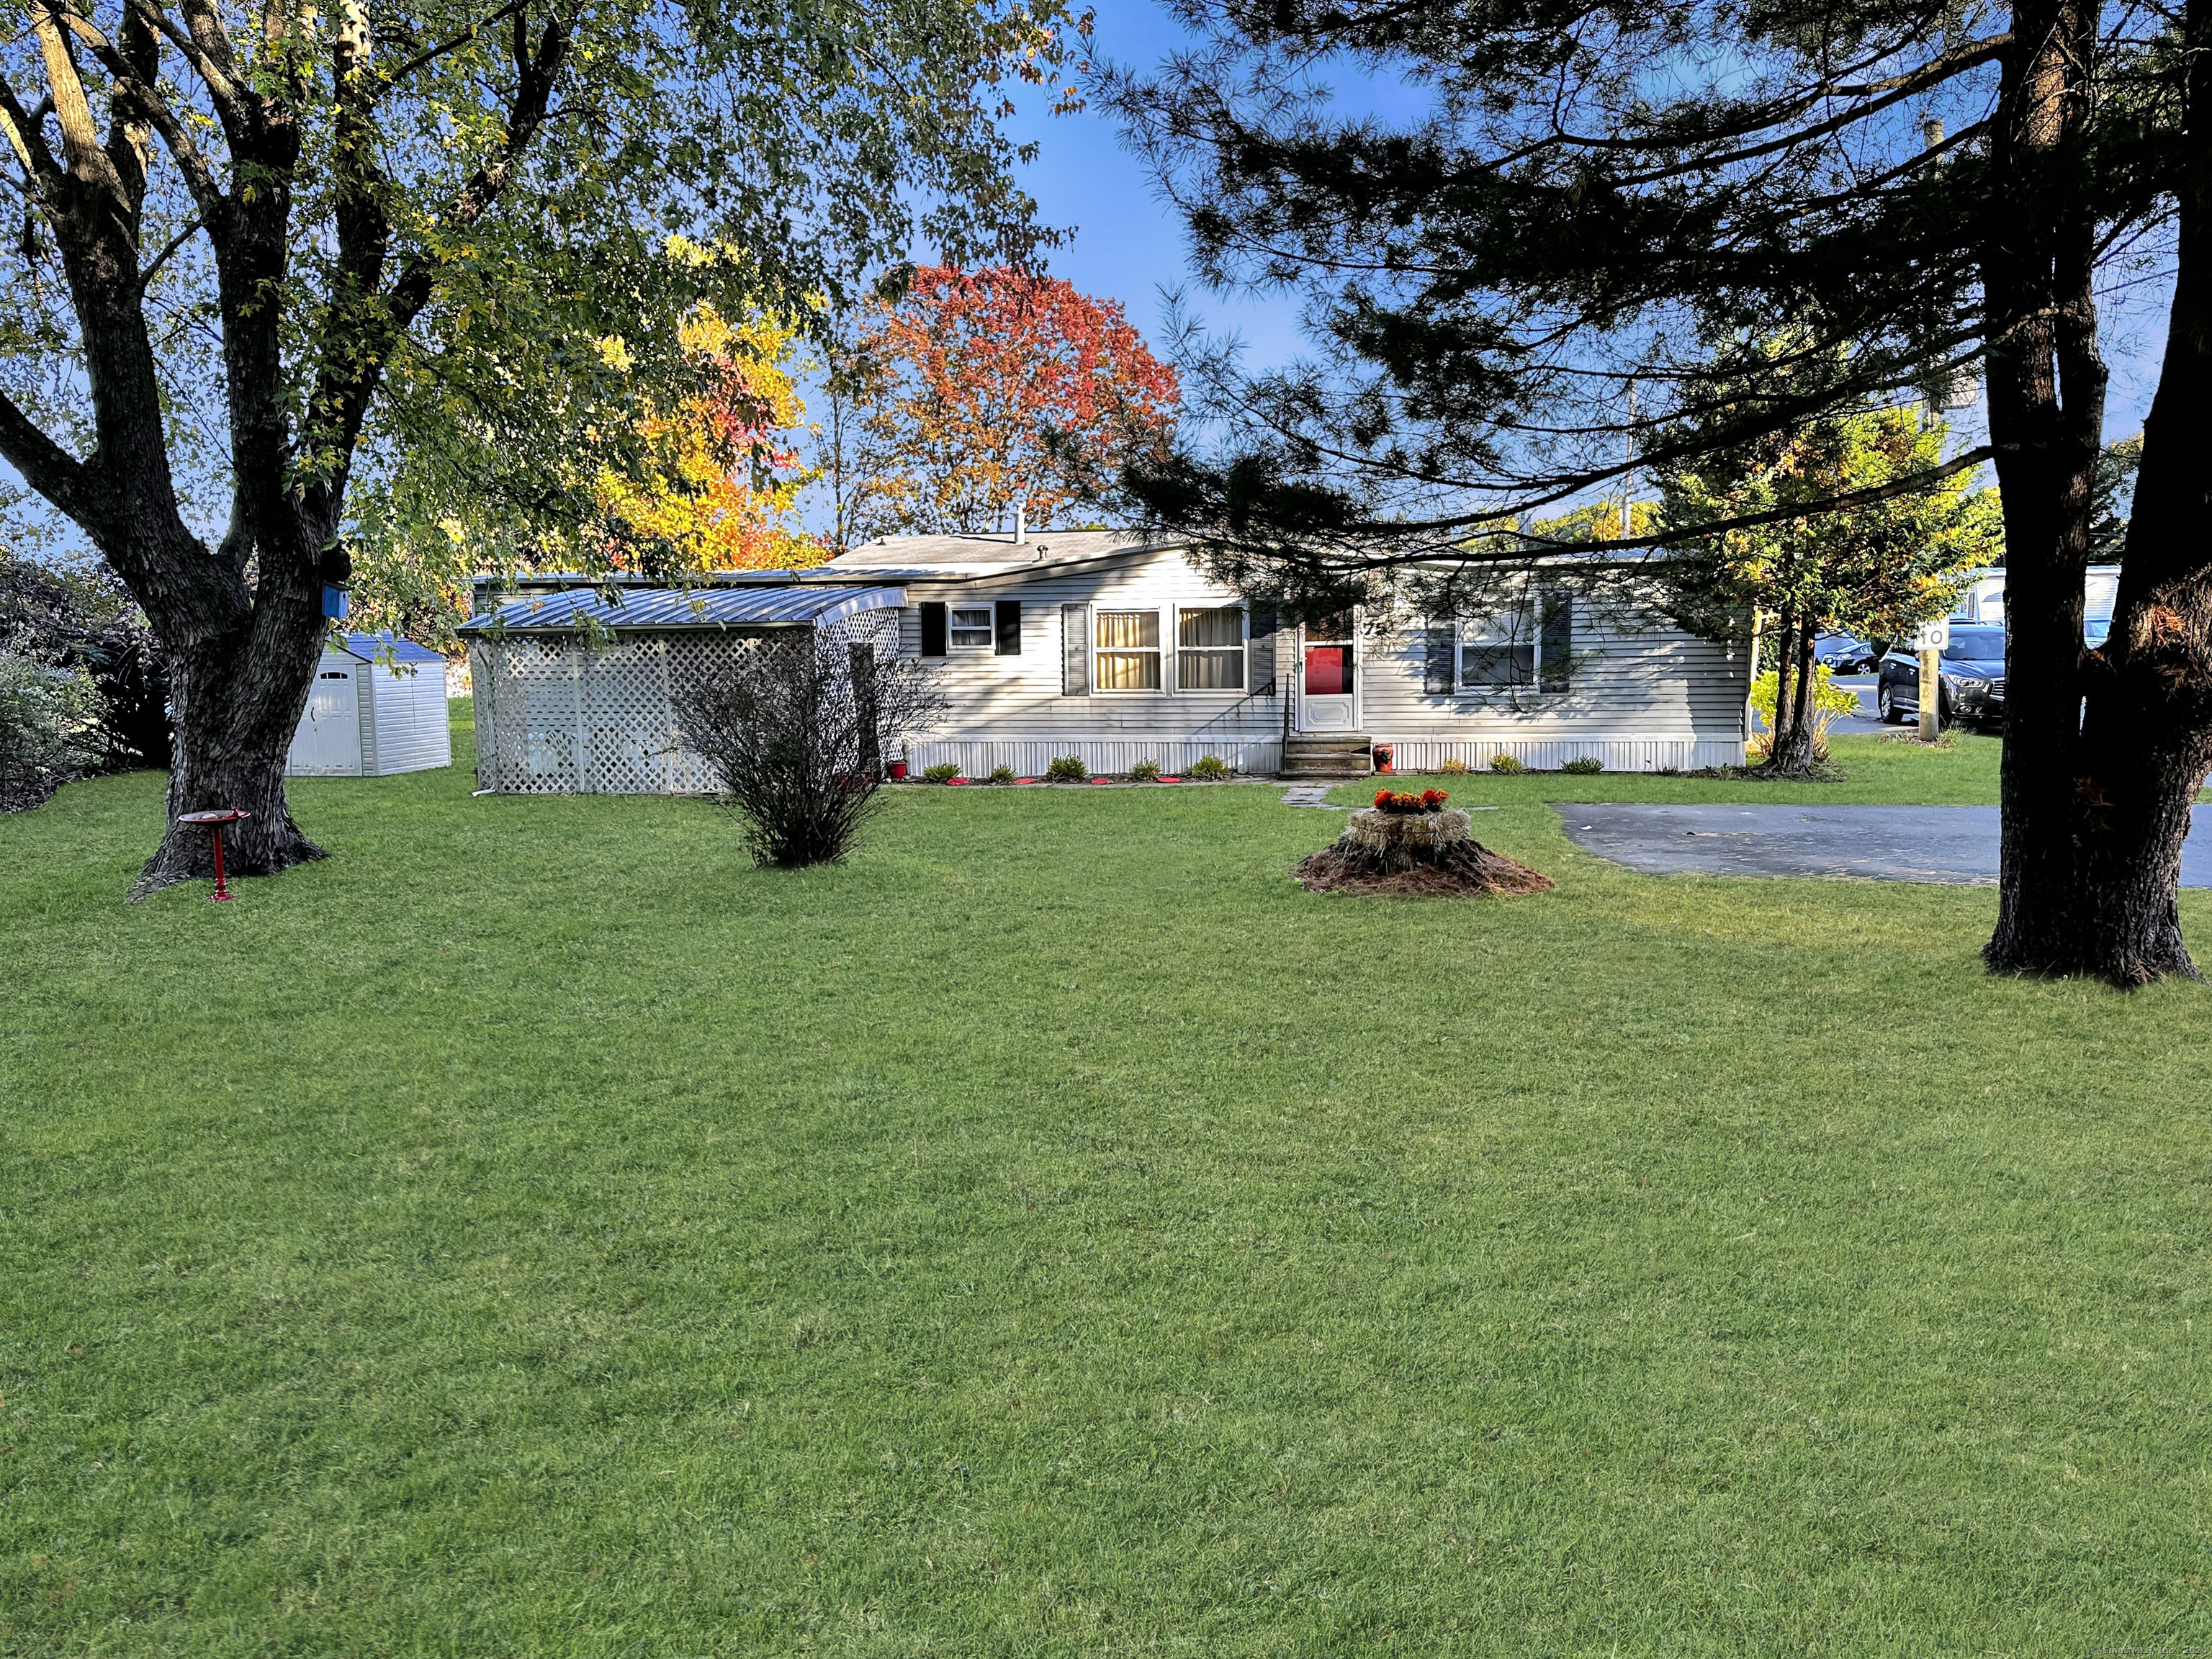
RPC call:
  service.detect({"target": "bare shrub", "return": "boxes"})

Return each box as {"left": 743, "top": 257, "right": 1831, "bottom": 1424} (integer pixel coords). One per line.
{"left": 674, "top": 625, "right": 943, "bottom": 867}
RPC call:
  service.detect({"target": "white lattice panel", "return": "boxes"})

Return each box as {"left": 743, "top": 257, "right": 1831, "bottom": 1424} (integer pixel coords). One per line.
{"left": 471, "top": 616, "right": 901, "bottom": 796}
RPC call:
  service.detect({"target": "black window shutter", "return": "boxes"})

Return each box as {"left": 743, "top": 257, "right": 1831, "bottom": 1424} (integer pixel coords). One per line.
{"left": 1424, "top": 619, "right": 1457, "bottom": 694}
{"left": 1249, "top": 602, "right": 1279, "bottom": 639}
{"left": 920, "top": 601, "right": 948, "bottom": 657}
{"left": 994, "top": 599, "right": 1021, "bottom": 655}
{"left": 1539, "top": 590, "right": 1572, "bottom": 691}
{"left": 1061, "top": 603, "right": 1089, "bottom": 694}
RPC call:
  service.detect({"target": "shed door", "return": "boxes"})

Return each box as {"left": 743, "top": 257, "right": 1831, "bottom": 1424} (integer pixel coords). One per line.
{"left": 295, "top": 665, "right": 362, "bottom": 773}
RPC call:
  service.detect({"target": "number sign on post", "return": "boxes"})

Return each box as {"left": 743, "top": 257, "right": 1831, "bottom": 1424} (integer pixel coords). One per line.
{"left": 1914, "top": 619, "right": 1948, "bottom": 740}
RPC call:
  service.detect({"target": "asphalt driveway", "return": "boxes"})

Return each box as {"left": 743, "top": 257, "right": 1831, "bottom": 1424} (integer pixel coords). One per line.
{"left": 1557, "top": 804, "right": 2212, "bottom": 887}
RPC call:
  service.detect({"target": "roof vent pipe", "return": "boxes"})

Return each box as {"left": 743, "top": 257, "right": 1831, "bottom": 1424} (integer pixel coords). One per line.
{"left": 1013, "top": 503, "right": 1026, "bottom": 545}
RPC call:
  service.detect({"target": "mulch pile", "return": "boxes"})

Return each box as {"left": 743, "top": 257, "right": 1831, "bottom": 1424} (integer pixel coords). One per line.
{"left": 1293, "top": 838, "right": 1555, "bottom": 897}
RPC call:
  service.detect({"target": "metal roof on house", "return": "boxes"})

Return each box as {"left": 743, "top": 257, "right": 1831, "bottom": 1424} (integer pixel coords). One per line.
{"left": 330, "top": 631, "right": 446, "bottom": 665}
{"left": 824, "top": 530, "right": 1186, "bottom": 575}
{"left": 457, "top": 584, "right": 908, "bottom": 634}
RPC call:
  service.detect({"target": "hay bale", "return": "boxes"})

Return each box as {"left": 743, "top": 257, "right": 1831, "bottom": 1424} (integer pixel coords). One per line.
{"left": 1294, "top": 808, "right": 1552, "bottom": 896}
{"left": 1341, "top": 806, "right": 1474, "bottom": 853}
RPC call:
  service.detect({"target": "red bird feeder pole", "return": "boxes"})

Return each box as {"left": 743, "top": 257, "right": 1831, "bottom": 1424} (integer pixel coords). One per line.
{"left": 176, "top": 809, "right": 251, "bottom": 902}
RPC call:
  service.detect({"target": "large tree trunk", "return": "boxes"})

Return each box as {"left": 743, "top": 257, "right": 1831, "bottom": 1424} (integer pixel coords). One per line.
{"left": 1978, "top": 0, "right": 2115, "bottom": 976}
{"left": 132, "top": 599, "right": 329, "bottom": 897}
{"left": 1983, "top": 0, "right": 2212, "bottom": 984}
{"left": 1766, "top": 608, "right": 1821, "bottom": 774}
{"left": 1765, "top": 609, "right": 1801, "bottom": 765}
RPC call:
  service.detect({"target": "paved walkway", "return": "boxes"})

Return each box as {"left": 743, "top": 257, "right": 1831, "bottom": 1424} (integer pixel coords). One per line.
{"left": 1557, "top": 804, "right": 2212, "bottom": 887}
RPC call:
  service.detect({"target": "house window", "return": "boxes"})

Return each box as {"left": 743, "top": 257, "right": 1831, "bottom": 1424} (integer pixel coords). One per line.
{"left": 1460, "top": 611, "right": 1537, "bottom": 688}
{"left": 1456, "top": 590, "right": 1573, "bottom": 692}
{"left": 1177, "top": 606, "right": 1245, "bottom": 689}
{"left": 1095, "top": 610, "right": 1162, "bottom": 691}
{"left": 950, "top": 606, "right": 995, "bottom": 648}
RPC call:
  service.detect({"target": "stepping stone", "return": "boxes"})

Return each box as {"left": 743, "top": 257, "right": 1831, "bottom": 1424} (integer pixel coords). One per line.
{"left": 1280, "top": 786, "right": 1344, "bottom": 808}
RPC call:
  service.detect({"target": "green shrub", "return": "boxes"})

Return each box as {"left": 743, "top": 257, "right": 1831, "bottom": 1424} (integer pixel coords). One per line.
{"left": 1488, "top": 753, "right": 1526, "bottom": 775}
{"left": 1561, "top": 755, "right": 1604, "bottom": 775}
{"left": 1046, "top": 755, "right": 1088, "bottom": 782}
{"left": 988, "top": 765, "right": 1015, "bottom": 784}
{"left": 1187, "top": 755, "right": 1230, "bottom": 780}
{"left": 0, "top": 651, "right": 102, "bottom": 811}
{"left": 1437, "top": 757, "right": 1470, "bottom": 775}
{"left": 922, "top": 763, "right": 960, "bottom": 783}
{"left": 1128, "top": 759, "right": 1162, "bottom": 782}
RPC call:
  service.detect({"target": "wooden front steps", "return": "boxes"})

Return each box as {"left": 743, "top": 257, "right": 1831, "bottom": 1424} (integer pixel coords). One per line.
{"left": 1280, "top": 733, "right": 1375, "bottom": 778}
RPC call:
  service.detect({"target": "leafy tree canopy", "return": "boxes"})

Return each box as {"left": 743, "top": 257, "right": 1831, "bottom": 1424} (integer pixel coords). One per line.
{"left": 356, "top": 295, "right": 827, "bottom": 644}
{"left": 1, "top": 0, "right": 1079, "bottom": 885}
{"left": 825, "top": 264, "right": 1179, "bottom": 547}
{"left": 1655, "top": 344, "right": 2004, "bottom": 644}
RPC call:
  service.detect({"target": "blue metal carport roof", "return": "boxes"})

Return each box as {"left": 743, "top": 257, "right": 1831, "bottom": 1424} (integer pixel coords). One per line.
{"left": 457, "top": 585, "right": 907, "bottom": 634}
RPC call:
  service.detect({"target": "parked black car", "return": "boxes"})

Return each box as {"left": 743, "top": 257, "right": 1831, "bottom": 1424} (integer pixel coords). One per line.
{"left": 1814, "top": 633, "right": 1880, "bottom": 674}
{"left": 1877, "top": 624, "right": 2008, "bottom": 726}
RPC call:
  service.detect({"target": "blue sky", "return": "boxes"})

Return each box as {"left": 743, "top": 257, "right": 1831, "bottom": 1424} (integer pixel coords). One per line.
{"left": 994, "top": 0, "right": 1314, "bottom": 376}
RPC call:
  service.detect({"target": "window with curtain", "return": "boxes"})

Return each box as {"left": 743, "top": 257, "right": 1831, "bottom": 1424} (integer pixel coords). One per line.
{"left": 1177, "top": 606, "right": 1245, "bottom": 689}
{"left": 1095, "top": 611, "right": 1162, "bottom": 690}
{"left": 1461, "top": 610, "right": 1537, "bottom": 687}
{"left": 949, "top": 606, "right": 994, "bottom": 648}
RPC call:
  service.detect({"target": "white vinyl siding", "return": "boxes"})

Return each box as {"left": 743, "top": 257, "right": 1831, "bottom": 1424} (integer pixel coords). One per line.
{"left": 369, "top": 662, "right": 453, "bottom": 773}
{"left": 1364, "top": 586, "right": 1749, "bottom": 770}
{"left": 892, "top": 560, "right": 1289, "bottom": 773}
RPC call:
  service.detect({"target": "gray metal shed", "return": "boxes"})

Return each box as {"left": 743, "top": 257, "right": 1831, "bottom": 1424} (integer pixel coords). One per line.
{"left": 457, "top": 583, "right": 907, "bottom": 794}
{"left": 287, "top": 633, "right": 454, "bottom": 778}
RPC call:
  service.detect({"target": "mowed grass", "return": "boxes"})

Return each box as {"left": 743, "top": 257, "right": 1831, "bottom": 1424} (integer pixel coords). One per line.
{"left": 2, "top": 711, "right": 2208, "bottom": 1656}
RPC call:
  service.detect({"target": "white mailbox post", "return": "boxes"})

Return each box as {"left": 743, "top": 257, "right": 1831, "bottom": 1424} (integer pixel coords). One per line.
{"left": 1912, "top": 618, "right": 1950, "bottom": 742}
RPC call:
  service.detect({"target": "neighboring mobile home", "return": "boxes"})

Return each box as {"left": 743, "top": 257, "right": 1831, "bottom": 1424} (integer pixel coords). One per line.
{"left": 1952, "top": 565, "right": 2120, "bottom": 625}
{"left": 457, "top": 531, "right": 1748, "bottom": 792}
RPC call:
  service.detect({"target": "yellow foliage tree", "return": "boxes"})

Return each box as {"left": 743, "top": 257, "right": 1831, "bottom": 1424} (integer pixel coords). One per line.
{"left": 600, "top": 306, "right": 827, "bottom": 572}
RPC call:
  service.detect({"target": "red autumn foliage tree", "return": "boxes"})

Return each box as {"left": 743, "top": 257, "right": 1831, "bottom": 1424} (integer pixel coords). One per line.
{"left": 827, "top": 266, "right": 1179, "bottom": 546}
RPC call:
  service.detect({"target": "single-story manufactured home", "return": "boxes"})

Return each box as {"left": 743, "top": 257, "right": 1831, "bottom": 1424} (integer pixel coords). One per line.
{"left": 829, "top": 530, "right": 1749, "bottom": 776}
{"left": 457, "top": 531, "right": 1748, "bottom": 793}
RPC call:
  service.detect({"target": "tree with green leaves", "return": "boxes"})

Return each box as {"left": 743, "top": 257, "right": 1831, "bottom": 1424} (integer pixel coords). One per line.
{"left": 2, "top": 0, "right": 1071, "bottom": 891}
{"left": 1106, "top": 0, "right": 2212, "bottom": 984}
{"left": 1656, "top": 369, "right": 2002, "bottom": 774}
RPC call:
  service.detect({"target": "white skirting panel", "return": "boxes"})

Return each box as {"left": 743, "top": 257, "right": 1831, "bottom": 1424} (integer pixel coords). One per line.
{"left": 904, "top": 738, "right": 1284, "bottom": 777}
{"left": 1377, "top": 735, "right": 1745, "bottom": 774}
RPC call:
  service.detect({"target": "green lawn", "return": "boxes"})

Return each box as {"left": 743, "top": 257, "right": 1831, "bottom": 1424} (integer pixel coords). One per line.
{"left": 3, "top": 713, "right": 2208, "bottom": 1656}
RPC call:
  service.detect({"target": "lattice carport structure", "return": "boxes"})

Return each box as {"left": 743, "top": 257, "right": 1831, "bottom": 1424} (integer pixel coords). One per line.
{"left": 459, "top": 583, "right": 907, "bottom": 794}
